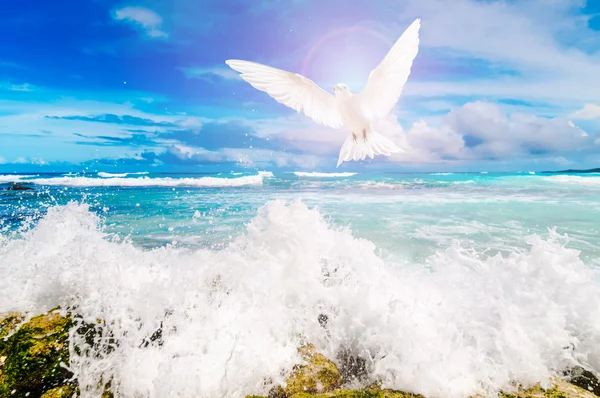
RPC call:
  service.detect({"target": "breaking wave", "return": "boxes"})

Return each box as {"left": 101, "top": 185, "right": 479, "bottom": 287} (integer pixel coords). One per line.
{"left": 0, "top": 174, "right": 36, "bottom": 183}
{"left": 97, "top": 172, "right": 149, "bottom": 178}
{"left": 1, "top": 201, "right": 599, "bottom": 397}
{"left": 545, "top": 175, "right": 600, "bottom": 185}
{"left": 20, "top": 174, "right": 267, "bottom": 188}
{"left": 294, "top": 172, "right": 357, "bottom": 178}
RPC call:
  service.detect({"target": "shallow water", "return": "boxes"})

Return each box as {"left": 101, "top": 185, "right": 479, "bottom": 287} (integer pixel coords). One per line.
{"left": 0, "top": 171, "right": 599, "bottom": 397}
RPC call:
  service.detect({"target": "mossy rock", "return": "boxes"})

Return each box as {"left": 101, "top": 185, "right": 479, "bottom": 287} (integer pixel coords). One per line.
{"left": 0, "top": 312, "right": 25, "bottom": 353}
{"left": 0, "top": 311, "right": 75, "bottom": 397}
{"left": 40, "top": 385, "right": 77, "bottom": 398}
{"left": 499, "top": 378, "right": 597, "bottom": 398}
{"left": 286, "top": 386, "right": 422, "bottom": 397}
{"left": 279, "top": 344, "right": 342, "bottom": 396}
{"left": 254, "top": 384, "right": 421, "bottom": 398}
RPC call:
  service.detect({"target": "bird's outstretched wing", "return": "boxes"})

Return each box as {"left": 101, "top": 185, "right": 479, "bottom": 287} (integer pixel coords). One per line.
{"left": 355, "top": 19, "right": 420, "bottom": 121}
{"left": 226, "top": 60, "right": 343, "bottom": 129}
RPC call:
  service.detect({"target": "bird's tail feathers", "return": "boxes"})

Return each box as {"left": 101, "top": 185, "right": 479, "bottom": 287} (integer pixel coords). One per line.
{"left": 336, "top": 131, "right": 404, "bottom": 167}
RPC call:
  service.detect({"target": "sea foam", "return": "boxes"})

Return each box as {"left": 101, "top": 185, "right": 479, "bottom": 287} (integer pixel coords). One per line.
{"left": 545, "top": 175, "right": 600, "bottom": 185}
{"left": 98, "top": 172, "right": 149, "bottom": 178}
{"left": 23, "top": 174, "right": 267, "bottom": 188}
{"left": 294, "top": 172, "right": 357, "bottom": 178}
{"left": 0, "top": 174, "right": 35, "bottom": 183}
{"left": 1, "top": 200, "right": 599, "bottom": 397}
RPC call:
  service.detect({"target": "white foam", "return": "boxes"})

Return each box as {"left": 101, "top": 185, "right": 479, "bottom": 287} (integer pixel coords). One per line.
{"left": 98, "top": 172, "right": 149, "bottom": 178}
{"left": 1, "top": 201, "right": 599, "bottom": 398}
{"left": 294, "top": 172, "right": 357, "bottom": 178}
{"left": 430, "top": 173, "right": 454, "bottom": 176}
{"left": 24, "top": 174, "right": 265, "bottom": 188}
{"left": 0, "top": 174, "right": 34, "bottom": 183}
{"left": 359, "top": 181, "right": 400, "bottom": 189}
{"left": 545, "top": 175, "right": 600, "bottom": 185}
{"left": 452, "top": 180, "right": 475, "bottom": 185}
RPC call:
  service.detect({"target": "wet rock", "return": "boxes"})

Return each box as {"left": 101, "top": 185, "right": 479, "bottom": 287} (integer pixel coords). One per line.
{"left": 269, "top": 344, "right": 342, "bottom": 397}
{"left": 499, "top": 378, "right": 597, "bottom": 398}
{"left": 40, "top": 385, "right": 77, "bottom": 398}
{"left": 566, "top": 366, "right": 600, "bottom": 396}
{"left": 250, "top": 342, "right": 598, "bottom": 398}
{"left": 317, "top": 314, "right": 328, "bottom": 329}
{"left": 0, "top": 312, "right": 25, "bottom": 348}
{"left": 6, "top": 184, "right": 33, "bottom": 191}
{"left": 0, "top": 311, "right": 74, "bottom": 397}
{"left": 0, "top": 310, "right": 112, "bottom": 397}
{"left": 336, "top": 347, "right": 368, "bottom": 384}
{"left": 257, "top": 384, "right": 421, "bottom": 398}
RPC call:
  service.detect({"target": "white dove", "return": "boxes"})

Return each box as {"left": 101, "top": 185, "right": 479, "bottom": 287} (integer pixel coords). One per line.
{"left": 226, "top": 18, "right": 420, "bottom": 167}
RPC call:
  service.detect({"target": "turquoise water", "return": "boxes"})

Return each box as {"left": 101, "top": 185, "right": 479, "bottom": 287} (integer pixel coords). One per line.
{"left": 1, "top": 170, "right": 600, "bottom": 397}
{"left": 2, "top": 171, "right": 599, "bottom": 263}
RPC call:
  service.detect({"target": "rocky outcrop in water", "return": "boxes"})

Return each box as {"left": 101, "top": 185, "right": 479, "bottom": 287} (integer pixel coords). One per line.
{"left": 1, "top": 311, "right": 599, "bottom": 398}
{"left": 6, "top": 184, "right": 33, "bottom": 191}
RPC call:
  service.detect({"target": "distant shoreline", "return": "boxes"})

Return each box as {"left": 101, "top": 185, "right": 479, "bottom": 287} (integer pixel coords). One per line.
{"left": 541, "top": 168, "right": 600, "bottom": 174}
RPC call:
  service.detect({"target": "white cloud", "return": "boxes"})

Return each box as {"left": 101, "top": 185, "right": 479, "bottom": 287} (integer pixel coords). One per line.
{"left": 444, "top": 101, "right": 590, "bottom": 157}
{"left": 222, "top": 101, "right": 596, "bottom": 166}
{"left": 571, "top": 104, "right": 600, "bottom": 120}
{"left": 220, "top": 148, "right": 323, "bottom": 169}
{"left": 10, "top": 83, "right": 35, "bottom": 92}
{"left": 0, "top": 82, "right": 37, "bottom": 92}
{"left": 167, "top": 145, "right": 225, "bottom": 163}
{"left": 0, "top": 156, "right": 6, "bottom": 164}
{"left": 377, "top": 117, "right": 471, "bottom": 163}
{"left": 176, "top": 116, "right": 203, "bottom": 132}
{"left": 382, "top": 0, "right": 600, "bottom": 106}
{"left": 178, "top": 66, "right": 241, "bottom": 81}
{"left": 257, "top": 102, "right": 595, "bottom": 165}
{"left": 551, "top": 157, "right": 574, "bottom": 166}
{"left": 113, "top": 7, "right": 168, "bottom": 38}
{"left": 163, "top": 144, "right": 323, "bottom": 168}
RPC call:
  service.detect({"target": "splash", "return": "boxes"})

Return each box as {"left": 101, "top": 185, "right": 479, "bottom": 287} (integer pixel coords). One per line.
{"left": 0, "top": 201, "right": 599, "bottom": 398}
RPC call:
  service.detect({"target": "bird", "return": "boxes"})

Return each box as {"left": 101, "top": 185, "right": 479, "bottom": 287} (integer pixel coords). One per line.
{"left": 225, "top": 18, "right": 420, "bottom": 167}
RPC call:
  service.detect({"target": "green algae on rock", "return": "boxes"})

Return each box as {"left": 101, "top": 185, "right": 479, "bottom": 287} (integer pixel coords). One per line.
{"left": 275, "top": 344, "right": 342, "bottom": 396}
{"left": 40, "top": 385, "right": 77, "bottom": 398}
{"left": 282, "top": 385, "right": 422, "bottom": 398}
{"left": 0, "top": 312, "right": 25, "bottom": 363}
{"left": 498, "top": 378, "right": 597, "bottom": 398}
{"left": 261, "top": 345, "right": 420, "bottom": 398}
{"left": 2, "top": 312, "right": 599, "bottom": 398}
{"left": 0, "top": 311, "right": 75, "bottom": 398}
{"left": 250, "top": 342, "right": 598, "bottom": 398}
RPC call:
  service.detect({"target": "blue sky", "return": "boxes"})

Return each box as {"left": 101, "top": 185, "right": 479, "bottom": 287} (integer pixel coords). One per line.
{"left": 1, "top": 0, "right": 600, "bottom": 172}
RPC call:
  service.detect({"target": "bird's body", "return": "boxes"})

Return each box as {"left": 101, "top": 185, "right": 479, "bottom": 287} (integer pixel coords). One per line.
{"left": 226, "top": 19, "right": 421, "bottom": 167}
{"left": 335, "top": 87, "right": 367, "bottom": 136}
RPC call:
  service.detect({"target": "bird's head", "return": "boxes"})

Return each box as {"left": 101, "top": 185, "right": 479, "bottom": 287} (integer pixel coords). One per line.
{"left": 333, "top": 83, "right": 350, "bottom": 96}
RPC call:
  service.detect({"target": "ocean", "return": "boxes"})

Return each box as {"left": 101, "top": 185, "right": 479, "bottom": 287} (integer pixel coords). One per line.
{"left": 1, "top": 170, "right": 599, "bottom": 397}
